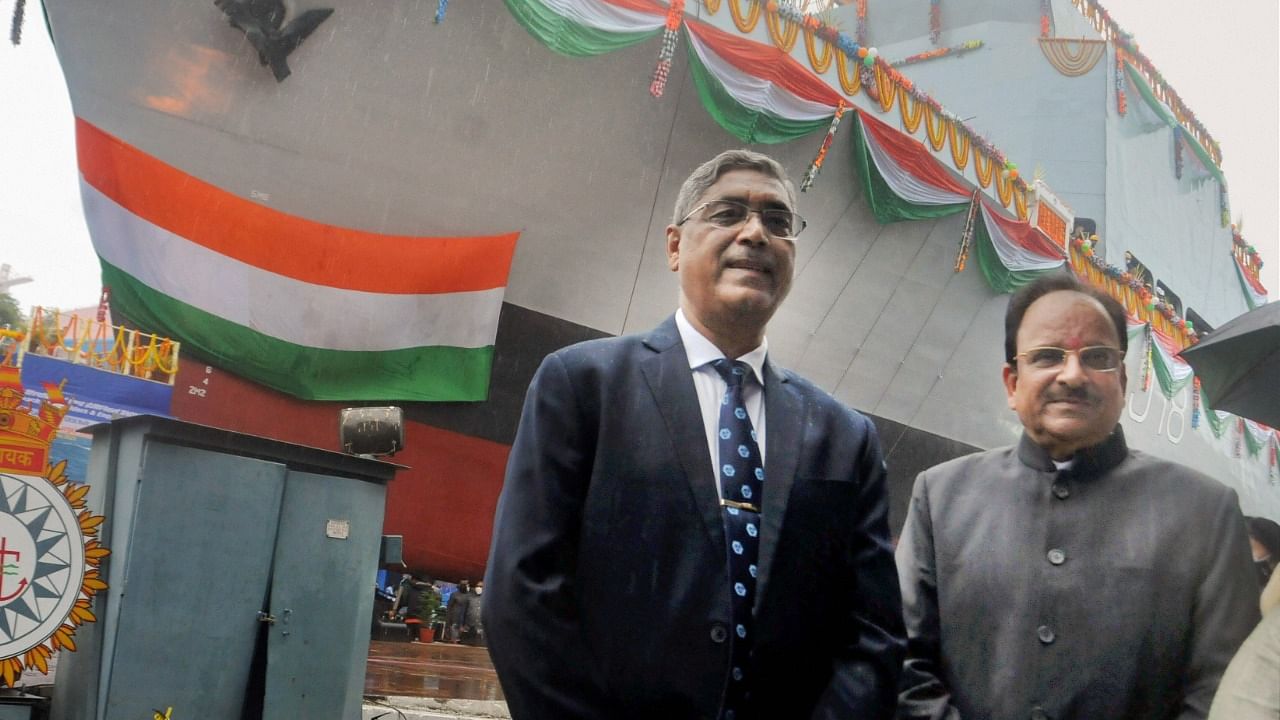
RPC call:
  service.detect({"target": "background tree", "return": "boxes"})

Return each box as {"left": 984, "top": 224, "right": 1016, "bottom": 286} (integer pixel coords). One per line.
{"left": 0, "top": 293, "right": 23, "bottom": 330}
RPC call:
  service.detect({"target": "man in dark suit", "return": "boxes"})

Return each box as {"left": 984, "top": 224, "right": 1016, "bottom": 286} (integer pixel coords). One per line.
{"left": 483, "top": 150, "right": 904, "bottom": 720}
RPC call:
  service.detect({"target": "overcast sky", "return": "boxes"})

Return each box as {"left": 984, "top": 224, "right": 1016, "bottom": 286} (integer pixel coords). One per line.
{"left": 1, "top": 0, "right": 1276, "bottom": 313}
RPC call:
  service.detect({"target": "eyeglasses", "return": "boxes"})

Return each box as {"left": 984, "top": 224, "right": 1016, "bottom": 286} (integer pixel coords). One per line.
{"left": 677, "top": 199, "right": 807, "bottom": 240}
{"left": 1015, "top": 346, "right": 1125, "bottom": 372}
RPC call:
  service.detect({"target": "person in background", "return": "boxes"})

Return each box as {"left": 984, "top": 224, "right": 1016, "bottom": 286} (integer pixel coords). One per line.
{"left": 1207, "top": 568, "right": 1280, "bottom": 720}
{"left": 444, "top": 579, "right": 470, "bottom": 644}
{"left": 1244, "top": 516, "right": 1280, "bottom": 587}
{"left": 462, "top": 580, "right": 485, "bottom": 647}
{"left": 897, "top": 273, "right": 1260, "bottom": 720}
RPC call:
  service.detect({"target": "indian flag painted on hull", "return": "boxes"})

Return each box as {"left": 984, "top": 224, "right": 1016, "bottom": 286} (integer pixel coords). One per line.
{"left": 75, "top": 119, "right": 519, "bottom": 402}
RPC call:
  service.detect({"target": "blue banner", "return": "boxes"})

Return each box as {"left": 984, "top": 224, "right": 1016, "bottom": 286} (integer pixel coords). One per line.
{"left": 20, "top": 354, "right": 173, "bottom": 432}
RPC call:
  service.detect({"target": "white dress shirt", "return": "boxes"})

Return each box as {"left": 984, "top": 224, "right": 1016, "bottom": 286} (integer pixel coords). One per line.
{"left": 675, "top": 309, "right": 768, "bottom": 498}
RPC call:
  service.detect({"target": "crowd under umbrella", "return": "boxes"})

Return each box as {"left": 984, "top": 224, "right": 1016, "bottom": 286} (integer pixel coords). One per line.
{"left": 1179, "top": 301, "right": 1280, "bottom": 429}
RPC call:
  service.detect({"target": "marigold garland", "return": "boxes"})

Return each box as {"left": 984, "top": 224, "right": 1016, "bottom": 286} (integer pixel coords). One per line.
{"left": 995, "top": 167, "right": 1015, "bottom": 207}
{"left": 899, "top": 87, "right": 925, "bottom": 134}
{"left": 764, "top": 4, "right": 799, "bottom": 52}
{"left": 1069, "top": 0, "right": 1221, "bottom": 166}
{"left": 955, "top": 191, "right": 980, "bottom": 272}
{"left": 801, "top": 102, "right": 846, "bottom": 192}
{"left": 1141, "top": 323, "right": 1153, "bottom": 393}
{"left": 1190, "top": 377, "right": 1201, "bottom": 429}
{"left": 703, "top": 0, "right": 721, "bottom": 12}
{"left": 874, "top": 64, "right": 896, "bottom": 112}
{"left": 923, "top": 107, "right": 947, "bottom": 151}
{"left": 649, "top": 0, "right": 685, "bottom": 97}
{"left": 1013, "top": 186, "right": 1029, "bottom": 221}
{"left": 1114, "top": 50, "right": 1127, "bottom": 116}
{"left": 834, "top": 50, "right": 862, "bottom": 95}
{"left": 728, "top": 0, "right": 761, "bottom": 33}
{"left": 947, "top": 121, "right": 970, "bottom": 171}
{"left": 891, "top": 39, "right": 983, "bottom": 68}
{"left": 972, "top": 147, "right": 995, "bottom": 188}
{"left": 804, "top": 30, "right": 833, "bottom": 74}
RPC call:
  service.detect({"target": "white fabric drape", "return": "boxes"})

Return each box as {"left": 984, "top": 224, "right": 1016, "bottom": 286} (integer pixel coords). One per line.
{"left": 685, "top": 28, "right": 833, "bottom": 121}
{"left": 861, "top": 121, "right": 972, "bottom": 205}
{"left": 979, "top": 202, "right": 1067, "bottom": 272}
{"left": 540, "top": 0, "right": 665, "bottom": 31}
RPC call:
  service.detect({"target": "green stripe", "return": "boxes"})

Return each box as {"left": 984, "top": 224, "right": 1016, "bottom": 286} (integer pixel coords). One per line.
{"left": 1243, "top": 423, "right": 1264, "bottom": 457}
{"left": 686, "top": 40, "right": 830, "bottom": 144}
{"left": 504, "top": 0, "right": 660, "bottom": 57}
{"left": 850, "top": 113, "right": 968, "bottom": 224}
{"left": 1125, "top": 63, "right": 1224, "bottom": 185}
{"left": 1234, "top": 258, "right": 1262, "bottom": 311}
{"left": 1149, "top": 345, "right": 1193, "bottom": 399}
{"left": 1203, "top": 405, "right": 1227, "bottom": 439}
{"left": 101, "top": 261, "right": 494, "bottom": 402}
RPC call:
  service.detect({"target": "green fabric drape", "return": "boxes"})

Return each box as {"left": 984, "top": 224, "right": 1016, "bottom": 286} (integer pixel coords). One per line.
{"left": 505, "top": 0, "right": 660, "bottom": 57}
{"left": 1125, "top": 63, "right": 1225, "bottom": 185}
{"left": 685, "top": 41, "right": 830, "bottom": 144}
{"left": 849, "top": 114, "right": 968, "bottom": 224}
{"left": 972, "top": 213, "right": 1052, "bottom": 293}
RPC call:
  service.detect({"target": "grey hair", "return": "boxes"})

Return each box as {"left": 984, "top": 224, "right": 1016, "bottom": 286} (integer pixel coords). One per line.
{"left": 671, "top": 149, "right": 798, "bottom": 225}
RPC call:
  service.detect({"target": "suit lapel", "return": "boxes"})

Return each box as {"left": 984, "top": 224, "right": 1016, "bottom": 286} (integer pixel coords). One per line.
{"left": 756, "top": 361, "right": 801, "bottom": 611}
{"left": 640, "top": 318, "right": 726, "bottom": 559}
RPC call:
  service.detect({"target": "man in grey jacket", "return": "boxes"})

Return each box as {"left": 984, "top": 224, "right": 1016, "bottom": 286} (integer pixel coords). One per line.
{"left": 896, "top": 273, "right": 1260, "bottom": 720}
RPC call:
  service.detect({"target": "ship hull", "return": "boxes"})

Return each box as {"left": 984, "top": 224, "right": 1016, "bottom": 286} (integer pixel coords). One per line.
{"left": 41, "top": 0, "right": 1278, "bottom": 578}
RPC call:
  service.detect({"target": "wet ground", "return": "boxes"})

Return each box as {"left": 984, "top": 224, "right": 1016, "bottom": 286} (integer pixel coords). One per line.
{"left": 364, "top": 640, "right": 505, "bottom": 702}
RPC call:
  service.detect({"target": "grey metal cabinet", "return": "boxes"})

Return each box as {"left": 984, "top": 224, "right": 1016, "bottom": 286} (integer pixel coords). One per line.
{"left": 52, "top": 416, "right": 399, "bottom": 720}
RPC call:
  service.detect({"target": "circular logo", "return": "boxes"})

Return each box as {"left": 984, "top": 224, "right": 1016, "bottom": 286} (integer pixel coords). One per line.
{"left": 0, "top": 473, "right": 87, "bottom": 660}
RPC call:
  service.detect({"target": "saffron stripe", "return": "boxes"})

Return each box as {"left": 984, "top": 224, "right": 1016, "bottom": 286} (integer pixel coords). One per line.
{"left": 75, "top": 118, "right": 519, "bottom": 294}
{"left": 83, "top": 180, "right": 503, "bottom": 352}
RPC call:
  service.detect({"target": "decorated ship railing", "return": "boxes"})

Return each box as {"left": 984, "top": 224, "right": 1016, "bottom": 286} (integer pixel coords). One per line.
{"left": 6, "top": 307, "right": 180, "bottom": 385}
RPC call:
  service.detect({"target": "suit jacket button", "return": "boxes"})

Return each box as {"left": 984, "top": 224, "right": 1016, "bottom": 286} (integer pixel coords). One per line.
{"left": 1052, "top": 482, "right": 1070, "bottom": 499}
{"left": 1037, "top": 625, "right": 1055, "bottom": 644}
{"left": 710, "top": 624, "right": 728, "bottom": 643}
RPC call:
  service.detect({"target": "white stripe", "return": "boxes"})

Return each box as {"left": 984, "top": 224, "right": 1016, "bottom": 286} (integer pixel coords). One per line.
{"left": 686, "top": 29, "right": 833, "bottom": 121}
{"left": 81, "top": 179, "right": 504, "bottom": 352}
{"left": 861, "top": 121, "right": 971, "bottom": 205}
{"left": 1150, "top": 332, "right": 1194, "bottom": 382}
{"left": 1243, "top": 420, "right": 1274, "bottom": 447}
{"left": 540, "top": 0, "right": 665, "bottom": 33}
{"left": 979, "top": 203, "right": 1065, "bottom": 272}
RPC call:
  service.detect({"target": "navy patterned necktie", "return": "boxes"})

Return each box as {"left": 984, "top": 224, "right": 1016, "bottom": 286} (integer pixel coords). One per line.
{"left": 710, "top": 358, "right": 764, "bottom": 720}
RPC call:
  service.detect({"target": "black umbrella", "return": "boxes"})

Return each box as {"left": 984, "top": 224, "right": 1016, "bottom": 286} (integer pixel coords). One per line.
{"left": 1179, "top": 301, "right": 1280, "bottom": 428}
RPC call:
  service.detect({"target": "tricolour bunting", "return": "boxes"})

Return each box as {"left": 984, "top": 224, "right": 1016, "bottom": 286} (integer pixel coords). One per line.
{"left": 852, "top": 111, "right": 1064, "bottom": 292}
{"left": 76, "top": 119, "right": 519, "bottom": 402}
{"left": 1232, "top": 254, "right": 1270, "bottom": 310}
{"left": 504, "top": 0, "right": 665, "bottom": 56}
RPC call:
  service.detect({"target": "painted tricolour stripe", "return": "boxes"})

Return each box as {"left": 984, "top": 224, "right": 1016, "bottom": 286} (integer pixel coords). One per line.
{"left": 82, "top": 180, "right": 504, "bottom": 352}
{"left": 75, "top": 118, "right": 519, "bottom": 401}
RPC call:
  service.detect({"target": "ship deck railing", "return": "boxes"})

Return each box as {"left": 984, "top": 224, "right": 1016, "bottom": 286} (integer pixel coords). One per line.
{"left": 2, "top": 307, "right": 180, "bottom": 386}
